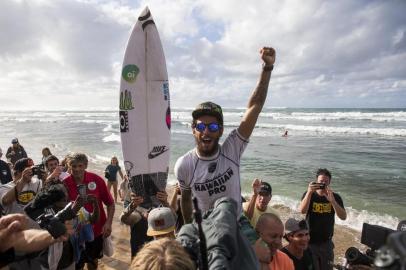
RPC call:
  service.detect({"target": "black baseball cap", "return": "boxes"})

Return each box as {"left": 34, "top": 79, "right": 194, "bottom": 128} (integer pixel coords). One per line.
{"left": 258, "top": 182, "right": 272, "bottom": 195}
{"left": 285, "top": 218, "right": 309, "bottom": 234}
{"left": 11, "top": 138, "right": 19, "bottom": 144}
{"left": 192, "top": 101, "right": 223, "bottom": 125}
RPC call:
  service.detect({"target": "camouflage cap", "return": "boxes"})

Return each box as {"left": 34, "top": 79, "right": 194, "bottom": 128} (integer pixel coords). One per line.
{"left": 192, "top": 101, "right": 223, "bottom": 125}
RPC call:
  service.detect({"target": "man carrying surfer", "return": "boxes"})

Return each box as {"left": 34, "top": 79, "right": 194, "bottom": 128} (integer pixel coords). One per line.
{"left": 174, "top": 46, "right": 276, "bottom": 224}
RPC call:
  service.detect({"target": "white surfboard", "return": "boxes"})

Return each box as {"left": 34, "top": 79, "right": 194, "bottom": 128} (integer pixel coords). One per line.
{"left": 119, "top": 7, "right": 170, "bottom": 208}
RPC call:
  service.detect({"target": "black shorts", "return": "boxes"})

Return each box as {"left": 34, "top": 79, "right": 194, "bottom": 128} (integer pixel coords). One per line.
{"left": 76, "top": 234, "right": 103, "bottom": 268}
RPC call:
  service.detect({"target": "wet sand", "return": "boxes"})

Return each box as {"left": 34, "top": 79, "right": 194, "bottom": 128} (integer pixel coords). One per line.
{"left": 97, "top": 188, "right": 363, "bottom": 269}
{"left": 98, "top": 202, "right": 132, "bottom": 269}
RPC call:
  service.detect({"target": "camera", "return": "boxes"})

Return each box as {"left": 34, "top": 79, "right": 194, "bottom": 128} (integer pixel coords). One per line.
{"left": 339, "top": 222, "right": 406, "bottom": 270}
{"left": 37, "top": 202, "right": 77, "bottom": 239}
{"left": 311, "top": 181, "right": 326, "bottom": 189}
{"left": 24, "top": 184, "right": 67, "bottom": 221}
{"left": 24, "top": 184, "right": 77, "bottom": 238}
{"left": 32, "top": 164, "right": 45, "bottom": 178}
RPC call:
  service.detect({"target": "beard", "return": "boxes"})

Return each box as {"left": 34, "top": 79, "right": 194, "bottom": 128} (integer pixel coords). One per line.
{"left": 195, "top": 136, "right": 220, "bottom": 157}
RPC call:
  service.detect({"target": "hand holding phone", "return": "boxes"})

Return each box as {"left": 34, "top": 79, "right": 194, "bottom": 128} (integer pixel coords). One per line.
{"left": 77, "top": 184, "right": 87, "bottom": 200}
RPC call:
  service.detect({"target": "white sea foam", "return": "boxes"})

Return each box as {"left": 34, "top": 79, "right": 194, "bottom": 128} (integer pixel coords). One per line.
{"left": 90, "top": 154, "right": 112, "bottom": 165}
{"left": 260, "top": 111, "right": 406, "bottom": 122}
{"left": 103, "top": 133, "right": 121, "bottom": 142}
{"left": 248, "top": 123, "right": 406, "bottom": 137}
{"left": 277, "top": 124, "right": 406, "bottom": 137}
{"left": 336, "top": 206, "right": 400, "bottom": 231}
{"left": 103, "top": 124, "right": 118, "bottom": 132}
{"left": 268, "top": 195, "right": 399, "bottom": 232}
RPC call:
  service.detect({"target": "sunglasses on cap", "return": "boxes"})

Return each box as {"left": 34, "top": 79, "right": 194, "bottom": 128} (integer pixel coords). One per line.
{"left": 194, "top": 122, "right": 221, "bottom": 133}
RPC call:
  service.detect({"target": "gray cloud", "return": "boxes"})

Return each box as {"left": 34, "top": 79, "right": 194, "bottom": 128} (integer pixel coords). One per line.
{"left": 0, "top": 0, "right": 405, "bottom": 110}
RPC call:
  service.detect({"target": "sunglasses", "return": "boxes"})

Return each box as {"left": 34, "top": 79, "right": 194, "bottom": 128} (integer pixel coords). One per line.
{"left": 194, "top": 122, "right": 221, "bottom": 133}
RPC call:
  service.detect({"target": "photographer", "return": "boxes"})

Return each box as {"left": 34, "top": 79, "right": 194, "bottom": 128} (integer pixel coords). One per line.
{"left": 0, "top": 157, "right": 42, "bottom": 228}
{"left": 298, "top": 168, "right": 347, "bottom": 270}
{"left": 0, "top": 213, "right": 73, "bottom": 268}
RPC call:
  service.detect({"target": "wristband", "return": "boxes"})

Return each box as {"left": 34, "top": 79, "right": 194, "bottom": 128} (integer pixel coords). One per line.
{"left": 262, "top": 63, "right": 274, "bottom": 72}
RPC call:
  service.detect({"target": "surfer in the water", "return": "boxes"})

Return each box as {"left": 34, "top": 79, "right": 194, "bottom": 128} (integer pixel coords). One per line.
{"left": 174, "top": 46, "right": 276, "bottom": 224}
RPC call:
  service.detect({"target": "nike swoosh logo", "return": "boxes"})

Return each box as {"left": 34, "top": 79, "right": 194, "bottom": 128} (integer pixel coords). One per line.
{"left": 148, "top": 147, "right": 168, "bottom": 159}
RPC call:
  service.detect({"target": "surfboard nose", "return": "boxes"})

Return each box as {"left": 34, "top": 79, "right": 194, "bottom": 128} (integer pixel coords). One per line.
{"left": 138, "top": 6, "right": 151, "bottom": 21}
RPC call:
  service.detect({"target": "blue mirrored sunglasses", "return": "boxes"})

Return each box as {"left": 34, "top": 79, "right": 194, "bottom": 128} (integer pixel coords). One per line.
{"left": 194, "top": 122, "right": 221, "bottom": 132}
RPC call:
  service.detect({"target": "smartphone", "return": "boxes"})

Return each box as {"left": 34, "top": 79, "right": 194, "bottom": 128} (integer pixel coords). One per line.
{"left": 77, "top": 184, "right": 87, "bottom": 199}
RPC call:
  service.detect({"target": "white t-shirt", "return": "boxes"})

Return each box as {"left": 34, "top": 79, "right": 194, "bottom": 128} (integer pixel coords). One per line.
{"left": 175, "top": 129, "right": 248, "bottom": 214}
{"left": 0, "top": 177, "right": 42, "bottom": 228}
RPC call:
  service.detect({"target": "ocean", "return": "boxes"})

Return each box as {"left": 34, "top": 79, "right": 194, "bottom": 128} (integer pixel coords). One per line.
{"left": 0, "top": 108, "right": 405, "bottom": 232}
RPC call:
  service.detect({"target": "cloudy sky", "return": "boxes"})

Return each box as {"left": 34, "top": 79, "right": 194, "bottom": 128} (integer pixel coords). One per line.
{"left": 0, "top": 0, "right": 405, "bottom": 110}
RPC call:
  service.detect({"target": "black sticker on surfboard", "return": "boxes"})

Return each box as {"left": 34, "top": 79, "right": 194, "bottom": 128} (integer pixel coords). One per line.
{"left": 120, "top": 111, "right": 129, "bottom": 132}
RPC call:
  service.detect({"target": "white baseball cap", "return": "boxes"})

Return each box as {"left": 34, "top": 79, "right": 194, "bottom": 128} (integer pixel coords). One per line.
{"left": 147, "top": 207, "right": 176, "bottom": 236}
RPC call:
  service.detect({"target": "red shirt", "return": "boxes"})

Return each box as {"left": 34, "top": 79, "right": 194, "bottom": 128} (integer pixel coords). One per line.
{"left": 64, "top": 171, "right": 114, "bottom": 237}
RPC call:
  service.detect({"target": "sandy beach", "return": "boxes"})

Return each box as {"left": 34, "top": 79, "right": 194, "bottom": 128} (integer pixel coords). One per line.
{"left": 97, "top": 187, "right": 364, "bottom": 269}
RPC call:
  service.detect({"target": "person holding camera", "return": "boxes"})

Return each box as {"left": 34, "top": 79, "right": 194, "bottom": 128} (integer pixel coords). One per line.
{"left": 0, "top": 213, "right": 74, "bottom": 268}
{"left": 63, "top": 152, "right": 115, "bottom": 270}
{"left": 298, "top": 168, "right": 347, "bottom": 270}
{"left": 0, "top": 158, "right": 42, "bottom": 228}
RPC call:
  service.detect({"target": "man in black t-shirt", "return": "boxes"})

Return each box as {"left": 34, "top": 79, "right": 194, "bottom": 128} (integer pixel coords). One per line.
{"left": 281, "top": 218, "right": 316, "bottom": 270}
{"left": 298, "top": 168, "right": 346, "bottom": 270}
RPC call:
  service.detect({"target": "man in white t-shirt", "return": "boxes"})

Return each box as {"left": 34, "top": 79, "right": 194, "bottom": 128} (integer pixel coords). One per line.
{"left": 175, "top": 47, "right": 276, "bottom": 223}
{"left": 243, "top": 179, "right": 279, "bottom": 228}
{"left": 0, "top": 157, "right": 43, "bottom": 269}
{"left": 0, "top": 158, "right": 42, "bottom": 228}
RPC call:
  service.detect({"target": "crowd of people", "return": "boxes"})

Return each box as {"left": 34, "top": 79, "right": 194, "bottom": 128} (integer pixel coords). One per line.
{"left": 0, "top": 46, "right": 354, "bottom": 270}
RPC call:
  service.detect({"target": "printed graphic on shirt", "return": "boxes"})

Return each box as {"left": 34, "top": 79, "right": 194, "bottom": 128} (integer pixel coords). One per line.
{"left": 17, "top": 190, "right": 36, "bottom": 205}
{"left": 194, "top": 167, "right": 233, "bottom": 196}
{"left": 312, "top": 202, "right": 332, "bottom": 213}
